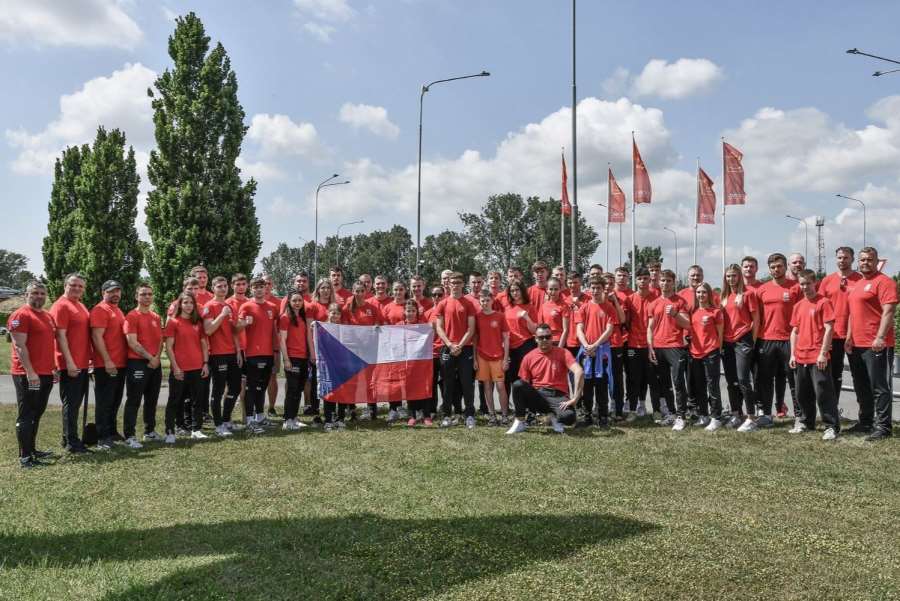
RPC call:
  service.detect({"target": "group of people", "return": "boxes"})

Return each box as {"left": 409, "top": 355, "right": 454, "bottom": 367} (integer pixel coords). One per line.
{"left": 7, "top": 246, "right": 897, "bottom": 468}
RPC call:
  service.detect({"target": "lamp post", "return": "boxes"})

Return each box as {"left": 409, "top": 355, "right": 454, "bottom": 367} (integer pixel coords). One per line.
{"left": 416, "top": 70, "right": 490, "bottom": 271}
{"left": 314, "top": 175, "right": 350, "bottom": 282}
{"left": 663, "top": 226, "right": 678, "bottom": 285}
{"left": 846, "top": 48, "right": 900, "bottom": 76}
{"left": 785, "top": 215, "right": 809, "bottom": 260}
{"left": 336, "top": 220, "right": 364, "bottom": 267}
{"left": 597, "top": 202, "right": 609, "bottom": 269}
{"left": 835, "top": 194, "right": 867, "bottom": 248}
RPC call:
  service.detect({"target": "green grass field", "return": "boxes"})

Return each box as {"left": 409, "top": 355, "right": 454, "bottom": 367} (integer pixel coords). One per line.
{"left": 0, "top": 338, "right": 10, "bottom": 374}
{"left": 1, "top": 406, "right": 899, "bottom": 600}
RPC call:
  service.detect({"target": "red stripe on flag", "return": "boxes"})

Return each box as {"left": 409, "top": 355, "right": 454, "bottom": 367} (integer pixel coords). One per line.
{"left": 561, "top": 154, "right": 572, "bottom": 216}
{"left": 324, "top": 360, "right": 433, "bottom": 404}
{"left": 697, "top": 168, "right": 716, "bottom": 224}
{"left": 608, "top": 167, "right": 626, "bottom": 223}
{"left": 723, "top": 142, "right": 746, "bottom": 205}
{"left": 633, "top": 138, "right": 652, "bottom": 204}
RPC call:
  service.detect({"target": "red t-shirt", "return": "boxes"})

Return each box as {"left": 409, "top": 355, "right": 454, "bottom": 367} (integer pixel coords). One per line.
{"left": 518, "top": 346, "right": 576, "bottom": 394}
{"left": 280, "top": 294, "right": 313, "bottom": 314}
{"left": 344, "top": 299, "right": 383, "bottom": 325}
{"left": 425, "top": 306, "right": 442, "bottom": 358}
{"left": 612, "top": 288, "right": 632, "bottom": 345}
{"left": 689, "top": 306, "right": 723, "bottom": 359}
{"left": 278, "top": 313, "right": 308, "bottom": 359}
{"left": 504, "top": 303, "right": 539, "bottom": 349}
{"left": 333, "top": 287, "right": 352, "bottom": 304}
{"left": 162, "top": 316, "right": 205, "bottom": 372}
{"left": 435, "top": 296, "right": 477, "bottom": 346}
{"left": 624, "top": 290, "right": 659, "bottom": 349}
{"left": 416, "top": 296, "right": 435, "bottom": 312}
{"left": 564, "top": 292, "right": 590, "bottom": 347}
{"left": 758, "top": 280, "right": 802, "bottom": 341}
{"left": 123, "top": 309, "right": 163, "bottom": 360}
{"left": 528, "top": 284, "right": 547, "bottom": 308}
{"left": 539, "top": 299, "right": 570, "bottom": 343}
{"left": 90, "top": 301, "right": 127, "bottom": 368}
{"left": 305, "top": 300, "right": 330, "bottom": 323}
{"left": 49, "top": 296, "right": 92, "bottom": 370}
{"left": 678, "top": 287, "right": 721, "bottom": 310}
{"left": 238, "top": 301, "right": 276, "bottom": 358}
{"left": 496, "top": 292, "right": 513, "bottom": 311}
{"left": 790, "top": 295, "right": 836, "bottom": 364}
{"left": 575, "top": 301, "right": 619, "bottom": 344}
{"left": 648, "top": 294, "right": 689, "bottom": 348}
{"left": 8, "top": 306, "right": 56, "bottom": 375}
{"left": 722, "top": 290, "right": 759, "bottom": 343}
{"left": 195, "top": 289, "right": 214, "bottom": 307}
{"left": 475, "top": 311, "right": 509, "bottom": 361}
{"left": 819, "top": 271, "right": 863, "bottom": 340}
{"left": 382, "top": 301, "right": 408, "bottom": 325}
{"left": 225, "top": 295, "right": 249, "bottom": 351}
{"left": 848, "top": 271, "right": 898, "bottom": 348}
{"left": 201, "top": 300, "right": 237, "bottom": 356}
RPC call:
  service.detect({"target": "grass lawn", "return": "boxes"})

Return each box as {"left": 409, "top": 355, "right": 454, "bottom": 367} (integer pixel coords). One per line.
{"left": 0, "top": 338, "right": 9, "bottom": 374}
{"left": 1, "top": 407, "right": 899, "bottom": 600}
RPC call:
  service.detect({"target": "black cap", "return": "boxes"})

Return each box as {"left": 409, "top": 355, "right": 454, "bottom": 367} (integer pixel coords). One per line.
{"left": 101, "top": 280, "right": 122, "bottom": 292}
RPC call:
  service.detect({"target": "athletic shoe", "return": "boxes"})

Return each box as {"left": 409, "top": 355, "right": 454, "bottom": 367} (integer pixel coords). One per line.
{"left": 672, "top": 417, "right": 687, "bottom": 431}
{"left": 282, "top": 419, "right": 300, "bottom": 431}
{"left": 755, "top": 415, "right": 774, "bottom": 428}
{"left": 822, "top": 427, "right": 838, "bottom": 441}
{"left": 450, "top": 416, "right": 461, "bottom": 427}
{"left": 20, "top": 457, "right": 45, "bottom": 469}
{"left": 66, "top": 443, "right": 89, "bottom": 454}
{"left": 440, "top": 417, "right": 452, "bottom": 428}
{"left": 704, "top": 418, "right": 723, "bottom": 432}
{"left": 423, "top": 417, "right": 433, "bottom": 427}
{"left": 125, "top": 437, "right": 143, "bottom": 449}
{"left": 596, "top": 417, "right": 610, "bottom": 429}
{"left": 387, "top": 410, "right": 399, "bottom": 423}
{"left": 845, "top": 422, "right": 872, "bottom": 435}
{"left": 788, "top": 420, "right": 807, "bottom": 434}
{"left": 776, "top": 404, "right": 787, "bottom": 418}
{"left": 164, "top": 433, "right": 176, "bottom": 444}
{"left": 505, "top": 419, "right": 527, "bottom": 434}
{"left": 335, "top": 420, "right": 346, "bottom": 430}
{"left": 550, "top": 417, "right": 565, "bottom": 434}
{"left": 465, "top": 416, "right": 476, "bottom": 429}
{"left": 214, "top": 425, "right": 233, "bottom": 437}
{"left": 696, "top": 416, "right": 711, "bottom": 427}
{"left": 142, "top": 431, "right": 163, "bottom": 442}
{"left": 487, "top": 414, "right": 498, "bottom": 427}
{"left": 95, "top": 440, "right": 112, "bottom": 451}
{"left": 574, "top": 418, "right": 593, "bottom": 429}
{"left": 361, "top": 410, "right": 374, "bottom": 421}
{"left": 302, "top": 406, "right": 318, "bottom": 416}
{"left": 267, "top": 408, "right": 278, "bottom": 418}
{"left": 725, "top": 414, "right": 742, "bottom": 429}
{"left": 246, "top": 422, "right": 265, "bottom": 434}
{"left": 865, "top": 430, "right": 892, "bottom": 442}
{"left": 737, "top": 417, "right": 758, "bottom": 433}
{"left": 500, "top": 415, "right": 510, "bottom": 426}
{"left": 32, "top": 449, "right": 53, "bottom": 459}
{"left": 190, "top": 430, "right": 209, "bottom": 440}
{"left": 174, "top": 427, "right": 190, "bottom": 437}
{"left": 636, "top": 403, "right": 647, "bottom": 417}
{"left": 397, "top": 407, "right": 409, "bottom": 419}
{"left": 324, "top": 422, "right": 334, "bottom": 432}
{"left": 407, "top": 417, "right": 417, "bottom": 427}
{"left": 658, "top": 414, "right": 676, "bottom": 427}
{"left": 625, "top": 412, "right": 638, "bottom": 423}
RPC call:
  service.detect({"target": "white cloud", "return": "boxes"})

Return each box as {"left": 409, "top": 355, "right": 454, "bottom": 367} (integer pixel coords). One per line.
{"left": 161, "top": 6, "right": 178, "bottom": 22}
{"left": 269, "top": 195, "right": 303, "bottom": 217}
{"left": 603, "top": 58, "right": 724, "bottom": 100}
{"left": 339, "top": 103, "right": 400, "bottom": 139}
{"left": 294, "top": 0, "right": 356, "bottom": 43}
{"left": 247, "top": 113, "right": 322, "bottom": 158}
{"left": 236, "top": 157, "right": 286, "bottom": 182}
{"left": 5, "top": 62, "right": 157, "bottom": 175}
{"left": 303, "top": 22, "right": 336, "bottom": 43}
{"left": 0, "top": 0, "right": 142, "bottom": 50}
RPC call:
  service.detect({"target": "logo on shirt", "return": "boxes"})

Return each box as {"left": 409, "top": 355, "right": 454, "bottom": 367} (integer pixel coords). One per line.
{"left": 192, "top": 324, "right": 200, "bottom": 332}
{"left": 864, "top": 283, "right": 872, "bottom": 292}
{"left": 490, "top": 320, "right": 498, "bottom": 328}
{"left": 10, "top": 319, "right": 20, "bottom": 329}
{"left": 550, "top": 310, "right": 559, "bottom": 317}
{"left": 809, "top": 308, "right": 816, "bottom": 317}
{"left": 365, "top": 309, "right": 372, "bottom": 316}
{"left": 266, "top": 310, "right": 273, "bottom": 319}
{"left": 782, "top": 292, "right": 790, "bottom": 302}
{"left": 202, "top": 307, "right": 210, "bottom": 316}
{"left": 152, "top": 319, "right": 159, "bottom": 328}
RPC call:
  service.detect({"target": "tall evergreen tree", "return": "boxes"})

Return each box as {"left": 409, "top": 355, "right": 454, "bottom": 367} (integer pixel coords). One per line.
{"left": 145, "top": 12, "right": 260, "bottom": 306}
{"left": 43, "top": 145, "right": 85, "bottom": 299}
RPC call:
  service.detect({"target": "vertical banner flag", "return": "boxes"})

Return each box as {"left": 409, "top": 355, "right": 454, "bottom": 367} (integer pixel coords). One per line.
{"left": 608, "top": 167, "right": 626, "bottom": 223}
{"left": 697, "top": 168, "right": 716, "bottom": 224}
{"left": 632, "top": 137, "right": 652, "bottom": 204}
{"left": 723, "top": 142, "right": 746, "bottom": 205}
{"left": 315, "top": 322, "right": 434, "bottom": 404}
{"left": 561, "top": 153, "right": 572, "bottom": 215}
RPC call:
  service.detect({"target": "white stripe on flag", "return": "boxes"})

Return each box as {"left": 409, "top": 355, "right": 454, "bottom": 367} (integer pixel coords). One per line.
{"left": 318, "top": 322, "right": 433, "bottom": 364}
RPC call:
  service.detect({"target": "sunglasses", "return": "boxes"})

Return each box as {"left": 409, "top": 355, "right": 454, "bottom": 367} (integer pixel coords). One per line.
{"left": 535, "top": 335, "right": 552, "bottom": 341}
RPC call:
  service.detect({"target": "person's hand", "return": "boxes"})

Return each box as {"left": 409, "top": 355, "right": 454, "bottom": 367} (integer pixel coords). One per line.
{"left": 201, "top": 364, "right": 209, "bottom": 378}
{"left": 26, "top": 369, "right": 39, "bottom": 388}
{"left": 284, "top": 358, "right": 293, "bottom": 372}
{"left": 816, "top": 353, "right": 828, "bottom": 371}
{"left": 502, "top": 357, "right": 510, "bottom": 370}
{"left": 107, "top": 366, "right": 118, "bottom": 377}
{"left": 309, "top": 354, "right": 317, "bottom": 365}
{"left": 236, "top": 353, "right": 243, "bottom": 368}
{"left": 222, "top": 305, "right": 232, "bottom": 317}
{"left": 561, "top": 397, "right": 578, "bottom": 410}
{"left": 52, "top": 370, "right": 60, "bottom": 384}
{"left": 66, "top": 362, "right": 79, "bottom": 378}
{"left": 845, "top": 338, "right": 854, "bottom": 353}
{"left": 873, "top": 336, "right": 886, "bottom": 352}
{"left": 789, "top": 356, "right": 797, "bottom": 369}
{"left": 664, "top": 304, "right": 673, "bottom": 316}
{"left": 649, "top": 348, "right": 658, "bottom": 365}
{"left": 148, "top": 355, "right": 160, "bottom": 369}
{"left": 586, "top": 346, "right": 596, "bottom": 357}
{"left": 473, "top": 358, "right": 479, "bottom": 371}
{"left": 173, "top": 368, "right": 184, "bottom": 381}
{"left": 244, "top": 315, "right": 254, "bottom": 326}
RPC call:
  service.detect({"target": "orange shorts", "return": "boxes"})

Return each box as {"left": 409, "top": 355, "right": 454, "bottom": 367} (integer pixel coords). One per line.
{"left": 476, "top": 359, "right": 504, "bottom": 382}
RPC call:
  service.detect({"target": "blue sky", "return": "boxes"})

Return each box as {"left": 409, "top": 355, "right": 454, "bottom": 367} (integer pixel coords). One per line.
{"left": 2, "top": 0, "right": 899, "bottom": 283}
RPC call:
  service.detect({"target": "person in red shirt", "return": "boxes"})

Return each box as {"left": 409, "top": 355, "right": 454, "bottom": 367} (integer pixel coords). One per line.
{"left": 688, "top": 283, "right": 725, "bottom": 430}
{"left": 202, "top": 276, "right": 242, "bottom": 437}
{"left": 167, "top": 277, "right": 201, "bottom": 317}
{"left": 741, "top": 256, "right": 763, "bottom": 290}
{"left": 261, "top": 274, "right": 283, "bottom": 418}
{"left": 382, "top": 281, "right": 410, "bottom": 326}
{"left": 90, "top": 280, "right": 128, "bottom": 449}
{"left": 506, "top": 324, "right": 584, "bottom": 434}
{"left": 720, "top": 264, "right": 760, "bottom": 430}
{"left": 553, "top": 265, "right": 571, "bottom": 298}
{"left": 49, "top": 273, "right": 92, "bottom": 453}
{"left": 303, "top": 278, "right": 335, "bottom": 420}
{"left": 818, "top": 247, "right": 864, "bottom": 406}
{"left": 487, "top": 270, "right": 505, "bottom": 305}
{"left": 602, "top": 273, "right": 629, "bottom": 420}
{"left": 8, "top": 282, "right": 56, "bottom": 468}
{"left": 163, "top": 293, "right": 209, "bottom": 442}
{"left": 424, "top": 286, "right": 446, "bottom": 423}
{"left": 190, "top": 265, "right": 214, "bottom": 307}
{"left": 345, "top": 281, "right": 383, "bottom": 326}
{"left": 475, "top": 290, "right": 511, "bottom": 426}
{"left": 358, "top": 273, "right": 374, "bottom": 298}
{"left": 752, "top": 253, "right": 803, "bottom": 430}
{"left": 435, "top": 272, "right": 478, "bottom": 428}
{"left": 846, "top": 246, "right": 898, "bottom": 440}
{"left": 648, "top": 269, "right": 692, "bottom": 430}
{"left": 466, "top": 272, "right": 485, "bottom": 307}
{"left": 528, "top": 260, "right": 550, "bottom": 308}
{"left": 123, "top": 283, "right": 164, "bottom": 445}
{"left": 538, "top": 278, "right": 570, "bottom": 347}
{"left": 367, "top": 275, "right": 393, "bottom": 316}
{"left": 502, "top": 279, "right": 539, "bottom": 397}
{"left": 330, "top": 266, "right": 352, "bottom": 304}
{"left": 400, "top": 298, "right": 434, "bottom": 427}
{"left": 226, "top": 273, "right": 250, "bottom": 421}
{"left": 786, "top": 253, "right": 806, "bottom": 282}
{"left": 279, "top": 289, "right": 314, "bottom": 431}
{"left": 575, "top": 276, "right": 618, "bottom": 427}
{"left": 789, "top": 269, "right": 839, "bottom": 440}
{"left": 410, "top": 275, "right": 434, "bottom": 313}
{"left": 647, "top": 262, "right": 662, "bottom": 294}
{"left": 624, "top": 268, "right": 663, "bottom": 419}
{"left": 236, "top": 277, "right": 277, "bottom": 432}
{"left": 563, "top": 272, "right": 590, "bottom": 357}
{"left": 678, "top": 265, "right": 720, "bottom": 424}
{"left": 280, "top": 273, "right": 313, "bottom": 313}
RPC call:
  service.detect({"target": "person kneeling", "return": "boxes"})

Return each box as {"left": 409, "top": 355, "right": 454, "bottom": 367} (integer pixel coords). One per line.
{"left": 506, "top": 324, "right": 583, "bottom": 434}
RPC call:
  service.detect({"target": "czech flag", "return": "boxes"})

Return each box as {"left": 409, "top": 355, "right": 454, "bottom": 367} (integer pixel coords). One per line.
{"left": 314, "top": 322, "right": 434, "bottom": 404}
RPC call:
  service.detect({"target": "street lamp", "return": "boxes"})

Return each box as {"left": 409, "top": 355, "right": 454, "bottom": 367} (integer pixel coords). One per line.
{"left": 314, "top": 175, "right": 350, "bottom": 282}
{"left": 336, "top": 220, "right": 364, "bottom": 267}
{"left": 416, "top": 70, "right": 490, "bottom": 271}
{"left": 835, "top": 194, "right": 867, "bottom": 248}
{"left": 663, "top": 226, "right": 678, "bottom": 285}
{"left": 597, "top": 202, "right": 609, "bottom": 269}
{"left": 785, "top": 215, "right": 809, "bottom": 260}
{"left": 846, "top": 48, "right": 900, "bottom": 76}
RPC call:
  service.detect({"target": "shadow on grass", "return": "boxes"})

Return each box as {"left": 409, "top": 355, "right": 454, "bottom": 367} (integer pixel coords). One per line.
{"left": 1, "top": 512, "right": 655, "bottom": 600}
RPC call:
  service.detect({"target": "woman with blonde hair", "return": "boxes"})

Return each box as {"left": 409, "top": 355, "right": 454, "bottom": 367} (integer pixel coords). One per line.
{"left": 720, "top": 264, "right": 760, "bottom": 430}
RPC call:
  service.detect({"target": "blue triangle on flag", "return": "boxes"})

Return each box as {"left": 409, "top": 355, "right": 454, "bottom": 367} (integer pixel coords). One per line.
{"left": 316, "top": 324, "right": 369, "bottom": 397}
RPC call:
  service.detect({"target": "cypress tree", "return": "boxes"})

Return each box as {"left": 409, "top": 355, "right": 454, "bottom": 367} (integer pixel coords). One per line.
{"left": 43, "top": 144, "right": 85, "bottom": 300}
{"left": 145, "top": 12, "right": 260, "bottom": 306}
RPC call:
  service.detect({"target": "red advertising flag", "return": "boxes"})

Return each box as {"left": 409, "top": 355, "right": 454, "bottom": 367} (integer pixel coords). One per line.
{"left": 723, "top": 141, "right": 746, "bottom": 205}
{"left": 697, "top": 167, "right": 716, "bottom": 224}
{"left": 632, "top": 138, "right": 652, "bottom": 204}
{"left": 608, "top": 167, "right": 626, "bottom": 223}
{"left": 561, "top": 153, "right": 572, "bottom": 216}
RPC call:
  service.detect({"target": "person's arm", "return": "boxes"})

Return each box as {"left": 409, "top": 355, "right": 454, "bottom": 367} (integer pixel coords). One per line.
{"left": 91, "top": 327, "right": 116, "bottom": 376}
{"left": 873, "top": 303, "right": 897, "bottom": 352}
{"left": 200, "top": 337, "right": 209, "bottom": 378}
{"left": 55, "top": 329, "right": 79, "bottom": 377}
{"left": 458, "top": 314, "right": 476, "bottom": 347}
{"left": 789, "top": 326, "right": 798, "bottom": 369}
{"left": 674, "top": 311, "right": 692, "bottom": 330}
{"left": 576, "top": 322, "right": 590, "bottom": 349}
{"left": 845, "top": 314, "right": 854, "bottom": 352}
{"left": 232, "top": 330, "right": 242, "bottom": 367}
{"left": 819, "top": 321, "right": 834, "bottom": 371}
{"left": 716, "top": 320, "right": 724, "bottom": 350}
{"left": 10, "top": 331, "right": 38, "bottom": 385}
{"left": 204, "top": 305, "right": 231, "bottom": 336}
{"left": 126, "top": 333, "right": 154, "bottom": 361}
{"left": 597, "top": 323, "right": 614, "bottom": 345}
{"left": 502, "top": 331, "right": 510, "bottom": 369}
{"left": 435, "top": 315, "right": 452, "bottom": 348}
{"left": 750, "top": 306, "right": 760, "bottom": 342}
{"left": 522, "top": 309, "right": 538, "bottom": 334}
{"left": 307, "top": 323, "right": 317, "bottom": 365}
{"left": 563, "top": 361, "right": 585, "bottom": 409}
{"left": 610, "top": 294, "right": 626, "bottom": 323}
{"left": 165, "top": 337, "right": 182, "bottom": 380}
{"left": 559, "top": 315, "right": 569, "bottom": 349}
{"left": 279, "top": 329, "right": 292, "bottom": 371}
{"left": 647, "top": 316, "right": 657, "bottom": 364}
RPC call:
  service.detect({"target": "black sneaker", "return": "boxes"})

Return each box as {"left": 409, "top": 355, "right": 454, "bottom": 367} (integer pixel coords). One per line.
{"left": 845, "top": 422, "right": 872, "bottom": 435}
{"left": 20, "top": 457, "right": 45, "bottom": 469}
{"left": 66, "top": 443, "right": 89, "bottom": 454}
{"left": 865, "top": 429, "right": 892, "bottom": 442}
{"left": 596, "top": 417, "right": 610, "bottom": 429}
{"left": 32, "top": 449, "right": 54, "bottom": 459}
{"left": 112, "top": 432, "right": 125, "bottom": 442}
{"left": 267, "top": 408, "right": 278, "bottom": 418}
{"left": 302, "top": 406, "right": 318, "bottom": 416}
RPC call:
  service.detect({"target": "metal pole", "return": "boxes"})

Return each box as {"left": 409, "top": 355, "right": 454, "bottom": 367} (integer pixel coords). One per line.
{"left": 569, "top": 0, "right": 578, "bottom": 273}
{"left": 721, "top": 138, "right": 727, "bottom": 277}
{"left": 836, "top": 194, "right": 868, "bottom": 249}
{"left": 618, "top": 222, "right": 622, "bottom": 267}
{"left": 664, "top": 226, "right": 678, "bottom": 285}
{"left": 597, "top": 202, "right": 608, "bottom": 269}
{"left": 314, "top": 174, "right": 339, "bottom": 282}
{"left": 336, "top": 220, "right": 364, "bottom": 267}
{"left": 694, "top": 157, "right": 699, "bottom": 266}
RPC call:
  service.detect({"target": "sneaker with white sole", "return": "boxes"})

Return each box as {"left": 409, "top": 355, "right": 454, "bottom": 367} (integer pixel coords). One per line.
{"left": 282, "top": 418, "right": 298, "bottom": 431}
{"left": 636, "top": 403, "right": 647, "bottom": 417}
{"left": 672, "top": 417, "right": 687, "bottom": 431}
{"left": 550, "top": 417, "right": 565, "bottom": 433}
{"left": 175, "top": 427, "right": 190, "bottom": 437}
{"left": 696, "top": 415, "right": 711, "bottom": 427}
{"left": 215, "top": 424, "right": 233, "bottom": 437}
{"left": 737, "top": 417, "right": 758, "bottom": 433}
{"left": 788, "top": 419, "right": 807, "bottom": 434}
{"left": 658, "top": 414, "right": 676, "bottom": 427}
{"left": 505, "top": 418, "right": 527, "bottom": 434}
{"left": 164, "top": 433, "right": 176, "bottom": 444}
{"left": 387, "top": 409, "right": 399, "bottom": 423}
{"left": 190, "top": 430, "right": 209, "bottom": 440}
{"left": 397, "top": 407, "right": 409, "bottom": 419}
{"left": 465, "top": 416, "right": 476, "bottom": 429}
{"left": 440, "top": 417, "right": 452, "bottom": 428}
{"left": 704, "top": 418, "right": 723, "bottom": 432}
{"left": 125, "top": 437, "right": 143, "bottom": 449}
{"left": 324, "top": 422, "right": 334, "bottom": 432}
{"left": 725, "top": 414, "right": 743, "bottom": 429}
{"left": 822, "top": 427, "right": 838, "bottom": 441}
{"left": 142, "top": 431, "right": 162, "bottom": 442}
{"left": 755, "top": 415, "right": 774, "bottom": 428}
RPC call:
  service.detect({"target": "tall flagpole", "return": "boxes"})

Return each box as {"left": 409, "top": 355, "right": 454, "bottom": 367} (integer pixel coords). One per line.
{"left": 631, "top": 131, "right": 637, "bottom": 290}
{"left": 694, "top": 157, "right": 699, "bottom": 267}
{"left": 570, "top": 0, "right": 578, "bottom": 273}
{"left": 721, "top": 138, "right": 727, "bottom": 275}
{"left": 561, "top": 148, "right": 566, "bottom": 268}
{"left": 618, "top": 222, "right": 622, "bottom": 267}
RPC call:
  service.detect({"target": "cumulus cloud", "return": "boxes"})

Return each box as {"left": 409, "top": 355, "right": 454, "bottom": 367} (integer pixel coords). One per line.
{"left": 236, "top": 157, "right": 286, "bottom": 182}
{"left": 0, "top": 0, "right": 143, "bottom": 50}
{"left": 603, "top": 58, "right": 724, "bottom": 100}
{"left": 247, "top": 113, "right": 323, "bottom": 158}
{"left": 339, "top": 103, "right": 400, "bottom": 139}
{"left": 294, "top": 0, "right": 356, "bottom": 43}
{"left": 302, "top": 22, "right": 336, "bottom": 43}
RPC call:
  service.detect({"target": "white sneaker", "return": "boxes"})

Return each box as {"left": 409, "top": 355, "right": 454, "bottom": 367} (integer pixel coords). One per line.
{"left": 164, "top": 433, "right": 176, "bottom": 444}
{"left": 125, "top": 437, "right": 143, "bottom": 449}
{"left": 696, "top": 415, "right": 711, "bottom": 427}
{"left": 282, "top": 418, "right": 300, "bottom": 431}
{"left": 142, "top": 431, "right": 162, "bottom": 442}
{"left": 190, "top": 430, "right": 209, "bottom": 440}
{"left": 465, "top": 416, "right": 476, "bottom": 429}
{"left": 822, "top": 427, "right": 838, "bottom": 441}
{"left": 387, "top": 409, "right": 399, "bottom": 423}
{"left": 215, "top": 424, "right": 233, "bottom": 437}
{"left": 223, "top": 421, "right": 234, "bottom": 431}
{"left": 550, "top": 416, "right": 564, "bottom": 433}
{"left": 295, "top": 419, "right": 308, "bottom": 428}
{"left": 607, "top": 400, "right": 616, "bottom": 415}
{"left": 737, "top": 417, "right": 758, "bottom": 433}
{"left": 636, "top": 403, "right": 647, "bottom": 417}
{"left": 704, "top": 418, "right": 723, "bottom": 432}
{"left": 672, "top": 417, "right": 687, "bottom": 431}
{"left": 505, "top": 418, "right": 527, "bottom": 434}
{"left": 397, "top": 407, "right": 408, "bottom": 419}
{"left": 789, "top": 419, "right": 807, "bottom": 434}
{"left": 440, "top": 417, "right": 452, "bottom": 428}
